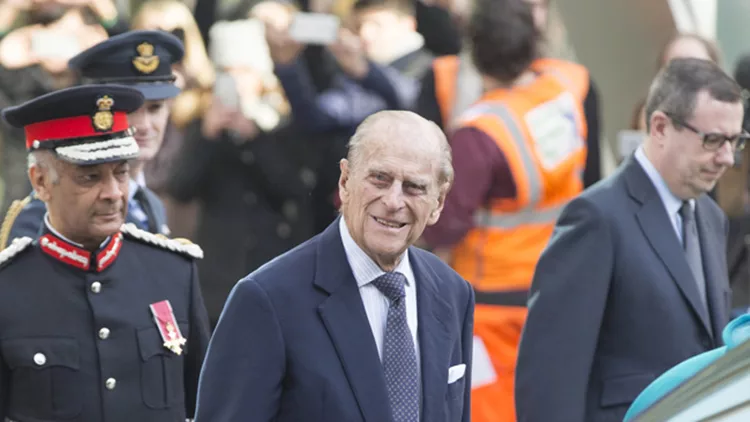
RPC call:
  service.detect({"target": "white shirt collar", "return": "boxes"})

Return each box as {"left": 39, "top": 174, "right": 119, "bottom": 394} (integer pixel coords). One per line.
{"left": 44, "top": 213, "right": 84, "bottom": 247}
{"left": 128, "top": 178, "right": 139, "bottom": 202}
{"left": 634, "top": 146, "right": 695, "bottom": 216}
{"left": 128, "top": 174, "right": 147, "bottom": 202}
{"left": 339, "top": 217, "right": 414, "bottom": 288}
{"left": 43, "top": 213, "right": 110, "bottom": 249}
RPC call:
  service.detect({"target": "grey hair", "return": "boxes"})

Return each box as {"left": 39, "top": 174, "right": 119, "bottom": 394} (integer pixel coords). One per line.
{"left": 645, "top": 57, "right": 742, "bottom": 133}
{"left": 27, "top": 150, "right": 60, "bottom": 184}
{"left": 346, "top": 110, "right": 454, "bottom": 187}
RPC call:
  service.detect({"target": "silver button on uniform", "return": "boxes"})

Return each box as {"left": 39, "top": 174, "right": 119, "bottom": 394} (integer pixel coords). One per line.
{"left": 105, "top": 378, "right": 116, "bottom": 390}
{"left": 91, "top": 281, "right": 101, "bottom": 293}
{"left": 33, "top": 353, "right": 46, "bottom": 366}
{"left": 98, "top": 328, "right": 110, "bottom": 340}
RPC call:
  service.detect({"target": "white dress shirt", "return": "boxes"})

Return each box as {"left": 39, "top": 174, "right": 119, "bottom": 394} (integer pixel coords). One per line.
{"left": 339, "top": 217, "right": 420, "bottom": 363}
{"left": 635, "top": 146, "right": 695, "bottom": 245}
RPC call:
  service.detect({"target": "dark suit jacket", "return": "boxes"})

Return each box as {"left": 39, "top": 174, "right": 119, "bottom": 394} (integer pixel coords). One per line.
{"left": 4, "top": 186, "right": 169, "bottom": 247}
{"left": 194, "top": 218, "right": 475, "bottom": 422}
{"left": 515, "top": 157, "right": 731, "bottom": 422}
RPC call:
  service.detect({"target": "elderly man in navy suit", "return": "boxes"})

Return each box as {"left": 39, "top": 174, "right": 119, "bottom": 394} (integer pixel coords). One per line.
{"left": 516, "top": 58, "right": 744, "bottom": 422}
{"left": 195, "top": 110, "right": 474, "bottom": 422}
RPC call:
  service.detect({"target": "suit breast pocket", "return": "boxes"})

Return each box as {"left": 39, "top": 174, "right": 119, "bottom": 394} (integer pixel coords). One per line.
{"left": 1, "top": 337, "right": 82, "bottom": 420}
{"left": 137, "top": 323, "right": 187, "bottom": 409}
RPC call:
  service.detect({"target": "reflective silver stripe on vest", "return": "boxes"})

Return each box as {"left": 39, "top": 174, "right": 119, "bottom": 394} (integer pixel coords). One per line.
{"left": 462, "top": 101, "right": 543, "bottom": 205}
{"left": 459, "top": 101, "right": 557, "bottom": 230}
{"left": 449, "top": 53, "right": 483, "bottom": 130}
{"left": 474, "top": 203, "right": 564, "bottom": 229}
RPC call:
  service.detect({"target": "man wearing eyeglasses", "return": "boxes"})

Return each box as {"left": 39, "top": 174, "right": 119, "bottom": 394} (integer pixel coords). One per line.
{"left": 516, "top": 57, "right": 743, "bottom": 422}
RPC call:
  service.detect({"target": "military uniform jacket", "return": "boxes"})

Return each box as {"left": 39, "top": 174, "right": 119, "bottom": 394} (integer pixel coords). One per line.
{"left": 0, "top": 223, "right": 210, "bottom": 422}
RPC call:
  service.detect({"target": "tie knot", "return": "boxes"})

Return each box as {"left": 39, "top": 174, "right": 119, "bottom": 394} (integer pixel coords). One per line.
{"left": 680, "top": 201, "right": 694, "bottom": 221}
{"left": 371, "top": 272, "right": 407, "bottom": 302}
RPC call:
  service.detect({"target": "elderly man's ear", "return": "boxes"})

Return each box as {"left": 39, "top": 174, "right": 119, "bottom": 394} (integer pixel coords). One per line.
{"left": 28, "top": 159, "right": 58, "bottom": 203}
{"left": 427, "top": 185, "right": 449, "bottom": 226}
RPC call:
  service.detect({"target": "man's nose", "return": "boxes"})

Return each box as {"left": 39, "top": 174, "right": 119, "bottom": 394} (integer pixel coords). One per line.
{"left": 100, "top": 175, "right": 124, "bottom": 200}
{"left": 381, "top": 184, "right": 406, "bottom": 210}
{"left": 716, "top": 141, "right": 736, "bottom": 167}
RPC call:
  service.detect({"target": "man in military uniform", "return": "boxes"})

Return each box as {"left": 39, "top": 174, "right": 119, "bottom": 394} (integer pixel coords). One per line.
{"left": 0, "top": 85, "right": 210, "bottom": 422}
{"left": 0, "top": 30, "right": 184, "bottom": 247}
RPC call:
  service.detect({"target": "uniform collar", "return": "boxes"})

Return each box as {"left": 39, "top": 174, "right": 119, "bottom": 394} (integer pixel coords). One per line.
{"left": 40, "top": 214, "right": 123, "bottom": 272}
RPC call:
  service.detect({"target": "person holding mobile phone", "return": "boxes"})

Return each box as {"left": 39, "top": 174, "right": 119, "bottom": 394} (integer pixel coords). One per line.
{"left": 1, "top": 30, "right": 184, "bottom": 248}
{"left": 165, "top": 18, "right": 315, "bottom": 331}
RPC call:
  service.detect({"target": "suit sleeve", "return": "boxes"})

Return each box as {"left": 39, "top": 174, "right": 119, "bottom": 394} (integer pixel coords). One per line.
{"left": 461, "top": 281, "right": 475, "bottom": 422}
{"left": 515, "top": 196, "right": 613, "bottom": 422}
{"left": 194, "top": 277, "right": 285, "bottom": 422}
{"left": 185, "top": 261, "right": 210, "bottom": 418}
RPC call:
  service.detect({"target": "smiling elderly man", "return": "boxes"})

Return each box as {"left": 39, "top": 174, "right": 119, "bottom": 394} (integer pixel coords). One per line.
{"left": 195, "top": 110, "right": 475, "bottom": 422}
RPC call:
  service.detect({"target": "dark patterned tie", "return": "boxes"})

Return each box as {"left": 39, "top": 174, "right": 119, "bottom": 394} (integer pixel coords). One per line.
{"left": 371, "top": 272, "right": 420, "bottom": 422}
{"left": 680, "top": 201, "right": 708, "bottom": 314}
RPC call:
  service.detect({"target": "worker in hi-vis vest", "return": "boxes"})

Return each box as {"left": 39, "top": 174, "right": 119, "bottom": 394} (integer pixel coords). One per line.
{"left": 421, "top": 0, "right": 592, "bottom": 421}
{"left": 415, "top": 0, "right": 601, "bottom": 188}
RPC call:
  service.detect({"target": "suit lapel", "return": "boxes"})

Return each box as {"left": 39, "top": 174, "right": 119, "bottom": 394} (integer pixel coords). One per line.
{"left": 314, "top": 219, "right": 392, "bottom": 422}
{"left": 625, "top": 158, "right": 713, "bottom": 337}
{"left": 410, "top": 249, "right": 452, "bottom": 422}
{"left": 695, "top": 200, "right": 728, "bottom": 343}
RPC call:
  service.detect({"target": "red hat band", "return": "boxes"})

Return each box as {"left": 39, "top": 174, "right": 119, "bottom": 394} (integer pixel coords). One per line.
{"left": 24, "top": 112, "right": 129, "bottom": 150}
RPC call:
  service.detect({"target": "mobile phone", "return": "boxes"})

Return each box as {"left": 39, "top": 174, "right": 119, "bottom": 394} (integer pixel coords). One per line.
{"left": 288, "top": 13, "right": 340, "bottom": 45}
{"left": 209, "top": 19, "right": 271, "bottom": 71}
{"left": 31, "top": 31, "right": 80, "bottom": 59}
{"left": 213, "top": 72, "right": 240, "bottom": 110}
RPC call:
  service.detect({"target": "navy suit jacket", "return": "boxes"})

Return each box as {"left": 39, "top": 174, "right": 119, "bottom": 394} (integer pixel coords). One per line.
{"left": 515, "top": 157, "right": 731, "bottom": 422}
{"left": 3, "top": 186, "right": 169, "bottom": 247}
{"left": 195, "top": 218, "right": 475, "bottom": 422}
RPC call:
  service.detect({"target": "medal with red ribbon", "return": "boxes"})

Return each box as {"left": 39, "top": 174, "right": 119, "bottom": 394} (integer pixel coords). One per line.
{"left": 149, "top": 300, "right": 187, "bottom": 355}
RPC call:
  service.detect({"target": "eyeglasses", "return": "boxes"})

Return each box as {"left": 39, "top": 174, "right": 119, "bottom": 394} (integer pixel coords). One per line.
{"left": 664, "top": 112, "right": 749, "bottom": 152}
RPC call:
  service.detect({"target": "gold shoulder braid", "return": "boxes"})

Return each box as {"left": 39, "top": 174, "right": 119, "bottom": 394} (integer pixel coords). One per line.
{"left": 0, "top": 195, "right": 33, "bottom": 249}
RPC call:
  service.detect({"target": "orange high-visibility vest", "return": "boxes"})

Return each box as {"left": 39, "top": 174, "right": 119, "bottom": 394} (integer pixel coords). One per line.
{"left": 433, "top": 55, "right": 461, "bottom": 126}
{"left": 450, "top": 58, "right": 590, "bottom": 422}
{"left": 432, "top": 54, "right": 484, "bottom": 131}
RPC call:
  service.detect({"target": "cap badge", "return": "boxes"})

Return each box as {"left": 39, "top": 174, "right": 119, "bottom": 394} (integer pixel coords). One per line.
{"left": 92, "top": 95, "right": 115, "bottom": 132}
{"left": 132, "top": 42, "right": 159, "bottom": 74}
